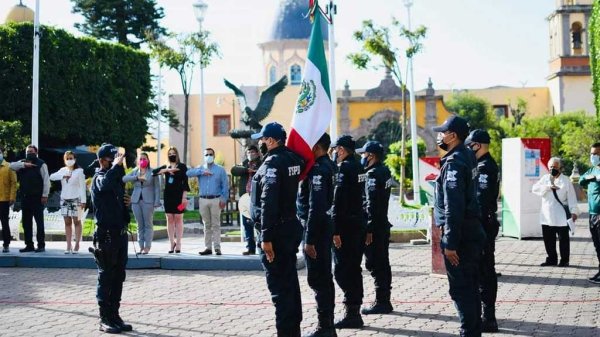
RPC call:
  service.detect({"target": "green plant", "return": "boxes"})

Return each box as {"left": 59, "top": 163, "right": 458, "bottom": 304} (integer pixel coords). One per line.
{"left": 590, "top": 0, "right": 600, "bottom": 116}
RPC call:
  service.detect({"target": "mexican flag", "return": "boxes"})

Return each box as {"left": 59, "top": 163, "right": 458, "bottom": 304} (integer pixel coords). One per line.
{"left": 286, "top": 3, "right": 332, "bottom": 178}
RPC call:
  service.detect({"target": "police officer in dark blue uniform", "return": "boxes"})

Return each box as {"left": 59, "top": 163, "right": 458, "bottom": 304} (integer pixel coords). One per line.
{"left": 433, "top": 116, "right": 486, "bottom": 337}
{"left": 330, "top": 135, "right": 367, "bottom": 329}
{"left": 357, "top": 141, "right": 394, "bottom": 315}
{"left": 90, "top": 144, "right": 133, "bottom": 334}
{"left": 297, "top": 133, "right": 337, "bottom": 337}
{"left": 465, "top": 129, "right": 500, "bottom": 333}
{"left": 250, "top": 122, "right": 305, "bottom": 337}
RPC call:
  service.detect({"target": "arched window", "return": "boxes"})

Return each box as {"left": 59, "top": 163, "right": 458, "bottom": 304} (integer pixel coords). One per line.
{"left": 290, "top": 64, "right": 302, "bottom": 85}
{"left": 571, "top": 22, "right": 583, "bottom": 54}
{"left": 269, "top": 66, "right": 277, "bottom": 85}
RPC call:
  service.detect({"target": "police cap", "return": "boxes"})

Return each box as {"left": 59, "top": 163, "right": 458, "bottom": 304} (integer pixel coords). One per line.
{"left": 251, "top": 122, "right": 287, "bottom": 141}
{"left": 330, "top": 135, "right": 355, "bottom": 150}
{"left": 356, "top": 140, "right": 384, "bottom": 156}
{"left": 432, "top": 115, "right": 469, "bottom": 139}
{"left": 97, "top": 143, "right": 118, "bottom": 160}
{"left": 465, "top": 129, "right": 491, "bottom": 145}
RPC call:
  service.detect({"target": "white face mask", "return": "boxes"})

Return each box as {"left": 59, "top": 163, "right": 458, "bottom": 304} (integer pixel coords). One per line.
{"left": 205, "top": 155, "right": 214, "bottom": 164}
{"left": 591, "top": 154, "right": 600, "bottom": 167}
{"left": 66, "top": 159, "right": 76, "bottom": 167}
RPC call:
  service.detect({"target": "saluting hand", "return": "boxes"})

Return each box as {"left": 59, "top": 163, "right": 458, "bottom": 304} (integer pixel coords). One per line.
{"left": 262, "top": 242, "right": 275, "bottom": 263}
{"left": 444, "top": 248, "right": 460, "bottom": 266}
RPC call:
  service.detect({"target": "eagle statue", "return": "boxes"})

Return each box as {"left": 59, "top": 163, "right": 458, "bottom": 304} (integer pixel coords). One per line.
{"left": 224, "top": 75, "right": 288, "bottom": 139}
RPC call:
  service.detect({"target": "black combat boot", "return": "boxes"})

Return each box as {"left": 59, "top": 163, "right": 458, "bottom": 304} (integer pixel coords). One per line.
{"left": 482, "top": 307, "right": 499, "bottom": 333}
{"left": 112, "top": 303, "right": 133, "bottom": 332}
{"left": 361, "top": 291, "right": 393, "bottom": 315}
{"left": 334, "top": 305, "right": 364, "bottom": 329}
{"left": 303, "top": 312, "right": 337, "bottom": 337}
{"left": 98, "top": 307, "right": 121, "bottom": 334}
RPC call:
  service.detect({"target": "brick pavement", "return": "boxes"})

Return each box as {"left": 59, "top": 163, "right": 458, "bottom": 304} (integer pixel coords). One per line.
{"left": 1, "top": 221, "right": 599, "bottom": 337}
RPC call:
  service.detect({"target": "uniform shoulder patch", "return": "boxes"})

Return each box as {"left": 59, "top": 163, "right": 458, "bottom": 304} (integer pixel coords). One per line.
{"left": 446, "top": 170, "right": 458, "bottom": 182}
{"left": 266, "top": 168, "right": 277, "bottom": 178}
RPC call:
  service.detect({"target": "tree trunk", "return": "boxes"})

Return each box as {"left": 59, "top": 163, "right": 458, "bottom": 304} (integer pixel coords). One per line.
{"left": 183, "top": 93, "right": 189, "bottom": 164}
{"left": 124, "top": 146, "right": 137, "bottom": 169}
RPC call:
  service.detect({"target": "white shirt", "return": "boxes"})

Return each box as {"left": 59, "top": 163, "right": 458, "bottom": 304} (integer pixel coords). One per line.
{"left": 50, "top": 167, "right": 86, "bottom": 202}
{"left": 532, "top": 174, "right": 579, "bottom": 227}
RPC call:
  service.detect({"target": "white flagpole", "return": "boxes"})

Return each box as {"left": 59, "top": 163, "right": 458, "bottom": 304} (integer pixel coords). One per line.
{"left": 405, "top": 0, "right": 420, "bottom": 205}
{"left": 31, "top": 0, "right": 40, "bottom": 147}
{"left": 157, "top": 66, "right": 163, "bottom": 165}
{"left": 328, "top": 1, "right": 338, "bottom": 140}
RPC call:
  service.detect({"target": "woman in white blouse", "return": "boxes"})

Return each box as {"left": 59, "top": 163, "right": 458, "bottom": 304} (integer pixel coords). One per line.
{"left": 49, "top": 151, "right": 87, "bottom": 254}
{"left": 532, "top": 157, "right": 579, "bottom": 267}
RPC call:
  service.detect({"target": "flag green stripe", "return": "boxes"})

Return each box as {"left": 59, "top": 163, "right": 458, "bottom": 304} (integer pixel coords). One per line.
{"left": 307, "top": 8, "right": 331, "bottom": 101}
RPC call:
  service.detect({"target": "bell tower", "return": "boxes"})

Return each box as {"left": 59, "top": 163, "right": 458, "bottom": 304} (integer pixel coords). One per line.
{"left": 547, "top": 0, "right": 594, "bottom": 114}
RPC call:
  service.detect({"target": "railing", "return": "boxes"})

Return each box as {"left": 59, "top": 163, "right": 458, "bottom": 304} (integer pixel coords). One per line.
{"left": 8, "top": 208, "right": 90, "bottom": 238}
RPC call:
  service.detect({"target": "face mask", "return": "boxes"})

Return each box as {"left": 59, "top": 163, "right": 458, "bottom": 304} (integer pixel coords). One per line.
{"left": 259, "top": 142, "right": 268, "bottom": 156}
{"left": 65, "top": 159, "right": 75, "bottom": 167}
{"left": 360, "top": 156, "right": 370, "bottom": 168}
{"left": 591, "top": 154, "right": 600, "bottom": 166}
{"left": 248, "top": 153, "right": 259, "bottom": 161}
{"left": 26, "top": 153, "right": 37, "bottom": 161}
{"left": 168, "top": 155, "right": 177, "bottom": 163}
{"left": 331, "top": 150, "right": 338, "bottom": 163}
{"left": 550, "top": 168, "right": 560, "bottom": 177}
{"left": 468, "top": 144, "right": 480, "bottom": 154}
{"left": 205, "top": 155, "right": 214, "bottom": 164}
{"left": 436, "top": 133, "right": 449, "bottom": 151}
{"left": 139, "top": 159, "right": 149, "bottom": 168}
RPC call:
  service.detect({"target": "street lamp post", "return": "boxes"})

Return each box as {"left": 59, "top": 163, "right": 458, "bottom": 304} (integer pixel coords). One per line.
{"left": 327, "top": 1, "right": 338, "bottom": 141}
{"left": 193, "top": 0, "right": 208, "bottom": 163}
{"left": 31, "top": 0, "right": 40, "bottom": 147}
{"left": 404, "top": 0, "right": 420, "bottom": 205}
{"left": 157, "top": 65, "right": 163, "bottom": 165}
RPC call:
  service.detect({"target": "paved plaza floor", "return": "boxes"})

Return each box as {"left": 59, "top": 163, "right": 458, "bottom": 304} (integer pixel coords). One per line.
{"left": 1, "top": 220, "right": 599, "bottom": 337}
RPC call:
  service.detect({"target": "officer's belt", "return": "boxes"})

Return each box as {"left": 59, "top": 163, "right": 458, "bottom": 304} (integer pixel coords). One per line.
{"left": 97, "top": 227, "right": 128, "bottom": 236}
{"left": 199, "top": 195, "right": 220, "bottom": 199}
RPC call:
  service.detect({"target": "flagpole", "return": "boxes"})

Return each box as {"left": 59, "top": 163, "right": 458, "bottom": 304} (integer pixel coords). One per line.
{"left": 327, "top": 1, "right": 338, "bottom": 140}
{"left": 31, "top": 0, "right": 40, "bottom": 147}
{"left": 405, "top": 0, "right": 420, "bottom": 205}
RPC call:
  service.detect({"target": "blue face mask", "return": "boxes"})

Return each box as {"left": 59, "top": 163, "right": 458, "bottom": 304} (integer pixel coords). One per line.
{"left": 591, "top": 154, "right": 600, "bottom": 167}
{"left": 360, "top": 156, "right": 370, "bottom": 168}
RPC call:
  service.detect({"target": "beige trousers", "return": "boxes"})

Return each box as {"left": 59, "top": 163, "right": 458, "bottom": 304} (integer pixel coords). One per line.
{"left": 199, "top": 198, "right": 222, "bottom": 250}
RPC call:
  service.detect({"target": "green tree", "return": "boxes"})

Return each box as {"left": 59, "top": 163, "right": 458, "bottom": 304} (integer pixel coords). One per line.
{"left": 385, "top": 139, "right": 426, "bottom": 191}
{"left": 348, "top": 19, "right": 427, "bottom": 202}
{"left": 445, "top": 93, "right": 496, "bottom": 130}
{"left": 357, "top": 120, "right": 402, "bottom": 157}
{"left": 71, "top": 0, "right": 167, "bottom": 49}
{"left": 0, "top": 120, "right": 30, "bottom": 153}
{"left": 0, "top": 23, "right": 153, "bottom": 164}
{"left": 590, "top": 0, "right": 600, "bottom": 116}
{"left": 148, "top": 32, "right": 219, "bottom": 163}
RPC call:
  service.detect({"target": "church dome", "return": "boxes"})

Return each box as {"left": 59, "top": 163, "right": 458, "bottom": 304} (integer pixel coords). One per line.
{"left": 5, "top": 1, "right": 34, "bottom": 24}
{"left": 270, "top": 0, "right": 328, "bottom": 41}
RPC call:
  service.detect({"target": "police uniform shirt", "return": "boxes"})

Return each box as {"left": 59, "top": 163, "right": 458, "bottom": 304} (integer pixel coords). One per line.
{"left": 476, "top": 152, "right": 499, "bottom": 217}
{"left": 250, "top": 146, "right": 304, "bottom": 242}
{"left": 91, "top": 164, "right": 127, "bottom": 230}
{"left": 434, "top": 143, "right": 481, "bottom": 250}
{"left": 365, "top": 162, "right": 393, "bottom": 233}
{"left": 297, "top": 155, "right": 336, "bottom": 245}
{"left": 331, "top": 156, "right": 366, "bottom": 235}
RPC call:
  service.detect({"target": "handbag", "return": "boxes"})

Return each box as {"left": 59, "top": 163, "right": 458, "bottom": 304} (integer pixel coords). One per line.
{"left": 551, "top": 188, "right": 575, "bottom": 234}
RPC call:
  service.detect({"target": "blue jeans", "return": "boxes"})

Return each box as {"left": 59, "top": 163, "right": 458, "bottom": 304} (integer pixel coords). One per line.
{"left": 242, "top": 215, "right": 256, "bottom": 252}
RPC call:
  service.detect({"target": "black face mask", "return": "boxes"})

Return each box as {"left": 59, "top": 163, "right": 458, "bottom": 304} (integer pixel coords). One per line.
{"left": 259, "top": 142, "right": 268, "bottom": 156}
{"left": 436, "top": 138, "right": 449, "bottom": 151}
{"left": 168, "top": 155, "right": 177, "bottom": 163}
{"left": 26, "top": 153, "right": 37, "bottom": 161}
{"left": 551, "top": 168, "right": 560, "bottom": 177}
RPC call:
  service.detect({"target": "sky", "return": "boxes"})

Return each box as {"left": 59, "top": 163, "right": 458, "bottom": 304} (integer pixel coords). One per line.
{"left": 1, "top": 0, "right": 557, "bottom": 96}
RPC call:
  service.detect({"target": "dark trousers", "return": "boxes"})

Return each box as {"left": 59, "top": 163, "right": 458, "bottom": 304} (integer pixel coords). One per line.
{"left": 0, "top": 201, "right": 10, "bottom": 247}
{"left": 96, "top": 230, "right": 128, "bottom": 315}
{"left": 541, "top": 225, "right": 569, "bottom": 264}
{"left": 364, "top": 228, "right": 392, "bottom": 298}
{"left": 304, "top": 227, "right": 335, "bottom": 316}
{"left": 260, "top": 222, "right": 303, "bottom": 333}
{"left": 480, "top": 216, "right": 499, "bottom": 319}
{"left": 333, "top": 227, "right": 366, "bottom": 306}
{"left": 21, "top": 195, "right": 45, "bottom": 248}
{"left": 444, "top": 242, "right": 483, "bottom": 337}
{"left": 589, "top": 215, "right": 600, "bottom": 270}
{"left": 242, "top": 215, "right": 256, "bottom": 252}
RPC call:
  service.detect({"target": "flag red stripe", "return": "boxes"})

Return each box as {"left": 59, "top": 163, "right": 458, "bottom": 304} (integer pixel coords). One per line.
{"left": 287, "top": 128, "right": 315, "bottom": 180}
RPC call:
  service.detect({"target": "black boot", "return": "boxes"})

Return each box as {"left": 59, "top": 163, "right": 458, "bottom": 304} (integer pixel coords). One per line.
{"left": 99, "top": 307, "right": 121, "bottom": 334}
{"left": 482, "top": 307, "right": 499, "bottom": 333}
{"left": 303, "top": 313, "right": 337, "bottom": 337}
{"left": 334, "top": 305, "right": 364, "bottom": 329}
{"left": 112, "top": 303, "right": 133, "bottom": 332}
{"left": 361, "top": 291, "right": 393, "bottom": 315}
{"left": 278, "top": 326, "right": 301, "bottom": 337}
